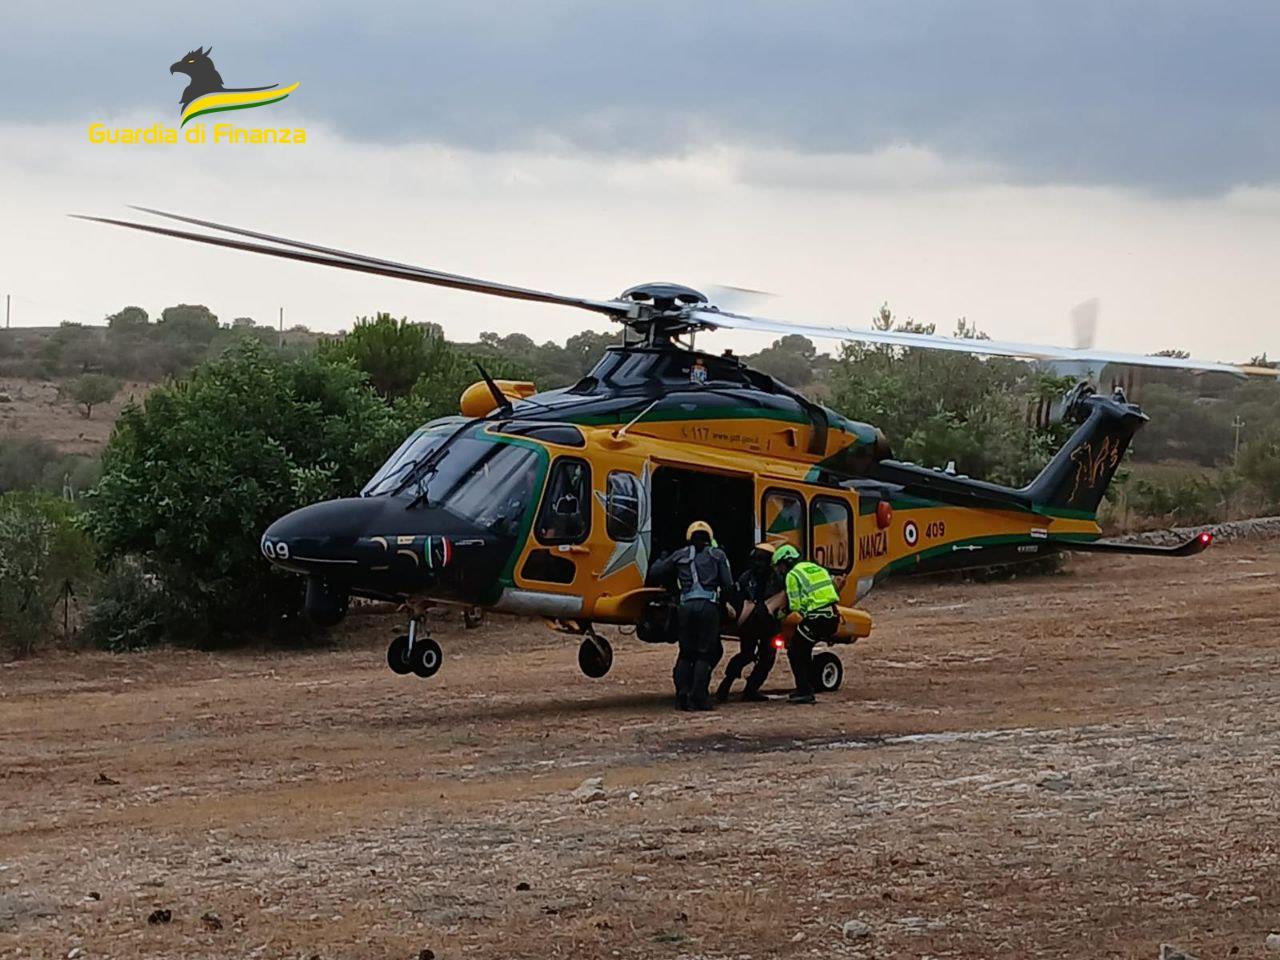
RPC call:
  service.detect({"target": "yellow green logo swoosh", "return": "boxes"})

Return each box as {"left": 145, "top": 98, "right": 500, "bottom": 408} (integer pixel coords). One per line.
{"left": 181, "top": 82, "right": 300, "bottom": 127}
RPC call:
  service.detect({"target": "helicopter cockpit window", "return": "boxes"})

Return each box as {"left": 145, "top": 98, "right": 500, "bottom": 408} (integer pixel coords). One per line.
{"left": 537, "top": 458, "right": 591, "bottom": 544}
{"left": 361, "top": 418, "right": 464, "bottom": 497}
{"left": 430, "top": 441, "right": 541, "bottom": 537}
{"left": 605, "top": 471, "right": 640, "bottom": 541}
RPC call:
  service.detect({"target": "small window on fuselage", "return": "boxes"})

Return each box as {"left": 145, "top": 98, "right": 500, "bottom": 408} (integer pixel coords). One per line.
{"left": 537, "top": 458, "right": 592, "bottom": 545}
{"left": 605, "top": 471, "right": 640, "bottom": 541}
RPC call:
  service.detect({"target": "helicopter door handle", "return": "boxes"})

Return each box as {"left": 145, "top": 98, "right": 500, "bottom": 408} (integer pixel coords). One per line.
{"left": 556, "top": 544, "right": 590, "bottom": 555}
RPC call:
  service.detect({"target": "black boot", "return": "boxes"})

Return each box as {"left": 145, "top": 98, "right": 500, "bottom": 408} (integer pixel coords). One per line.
{"left": 715, "top": 676, "right": 734, "bottom": 703}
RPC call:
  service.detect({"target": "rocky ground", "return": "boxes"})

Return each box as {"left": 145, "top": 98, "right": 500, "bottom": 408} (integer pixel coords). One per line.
{"left": 2, "top": 541, "right": 1278, "bottom": 960}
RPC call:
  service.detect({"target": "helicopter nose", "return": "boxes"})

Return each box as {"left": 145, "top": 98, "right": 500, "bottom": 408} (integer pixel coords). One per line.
{"left": 261, "top": 498, "right": 386, "bottom": 572}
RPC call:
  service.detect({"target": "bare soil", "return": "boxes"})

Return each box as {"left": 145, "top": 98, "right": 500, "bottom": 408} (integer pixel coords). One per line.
{"left": 2, "top": 542, "right": 1278, "bottom": 960}
{"left": 0, "top": 379, "right": 152, "bottom": 454}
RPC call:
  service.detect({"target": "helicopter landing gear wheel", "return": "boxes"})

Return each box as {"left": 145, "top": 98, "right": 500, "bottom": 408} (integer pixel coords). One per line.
{"left": 387, "top": 635, "right": 413, "bottom": 675}
{"left": 812, "top": 651, "right": 844, "bottom": 693}
{"left": 577, "top": 634, "right": 613, "bottom": 679}
{"left": 410, "top": 638, "right": 443, "bottom": 678}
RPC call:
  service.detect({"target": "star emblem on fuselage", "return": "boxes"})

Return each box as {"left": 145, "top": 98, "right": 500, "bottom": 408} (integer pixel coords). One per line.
{"left": 594, "top": 462, "right": 652, "bottom": 580}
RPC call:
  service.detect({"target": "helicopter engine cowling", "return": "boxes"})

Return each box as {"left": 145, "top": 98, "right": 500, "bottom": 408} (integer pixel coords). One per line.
{"left": 459, "top": 379, "right": 537, "bottom": 417}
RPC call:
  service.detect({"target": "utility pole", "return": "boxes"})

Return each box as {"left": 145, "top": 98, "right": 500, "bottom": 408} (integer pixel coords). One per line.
{"left": 1232, "top": 415, "right": 1245, "bottom": 466}
{"left": 4, "top": 293, "right": 9, "bottom": 329}
{"left": 278, "top": 306, "right": 283, "bottom": 348}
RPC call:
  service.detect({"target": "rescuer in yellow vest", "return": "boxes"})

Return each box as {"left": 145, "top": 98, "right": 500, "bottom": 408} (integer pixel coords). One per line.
{"left": 772, "top": 543, "right": 840, "bottom": 704}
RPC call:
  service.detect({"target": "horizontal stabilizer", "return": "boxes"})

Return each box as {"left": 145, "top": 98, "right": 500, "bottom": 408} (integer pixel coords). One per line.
{"left": 1064, "top": 531, "right": 1213, "bottom": 557}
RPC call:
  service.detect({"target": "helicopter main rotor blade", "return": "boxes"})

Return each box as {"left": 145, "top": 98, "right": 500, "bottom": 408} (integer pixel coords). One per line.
{"left": 693, "top": 308, "right": 1248, "bottom": 376}
{"left": 74, "top": 210, "right": 632, "bottom": 318}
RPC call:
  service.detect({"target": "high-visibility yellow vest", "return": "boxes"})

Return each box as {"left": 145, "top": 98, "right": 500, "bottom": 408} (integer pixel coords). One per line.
{"left": 785, "top": 561, "right": 839, "bottom": 615}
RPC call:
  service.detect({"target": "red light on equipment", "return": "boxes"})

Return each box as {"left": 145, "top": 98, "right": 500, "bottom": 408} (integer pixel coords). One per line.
{"left": 1199, "top": 532, "right": 1213, "bottom": 545}
{"left": 875, "top": 500, "right": 893, "bottom": 530}
{"left": 772, "top": 635, "right": 786, "bottom": 650}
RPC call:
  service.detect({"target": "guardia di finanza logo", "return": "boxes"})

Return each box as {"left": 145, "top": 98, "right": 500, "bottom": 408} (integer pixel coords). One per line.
{"left": 170, "top": 46, "right": 298, "bottom": 127}
{"left": 86, "top": 45, "right": 302, "bottom": 145}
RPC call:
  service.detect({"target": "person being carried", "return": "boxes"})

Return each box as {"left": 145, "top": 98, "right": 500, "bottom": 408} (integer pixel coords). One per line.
{"left": 648, "top": 521, "right": 735, "bottom": 711}
{"left": 716, "top": 542, "right": 787, "bottom": 703}
{"left": 771, "top": 543, "right": 841, "bottom": 705}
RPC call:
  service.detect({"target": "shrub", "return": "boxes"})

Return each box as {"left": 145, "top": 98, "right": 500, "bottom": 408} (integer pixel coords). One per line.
{"left": 80, "top": 558, "right": 171, "bottom": 652}
{"left": 81, "top": 339, "right": 404, "bottom": 643}
{"left": 0, "top": 438, "right": 100, "bottom": 497}
{"left": 0, "top": 494, "right": 95, "bottom": 656}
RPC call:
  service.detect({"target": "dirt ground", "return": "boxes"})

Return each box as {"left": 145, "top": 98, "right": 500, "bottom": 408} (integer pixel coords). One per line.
{"left": 0, "top": 379, "right": 151, "bottom": 455}
{"left": 2, "top": 542, "right": 1278, "bottom": 960}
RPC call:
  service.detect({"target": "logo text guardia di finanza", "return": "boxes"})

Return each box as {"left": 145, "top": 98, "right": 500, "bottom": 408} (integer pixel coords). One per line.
{"left": 88, "top": 46, "right": 303, "bottom": 144}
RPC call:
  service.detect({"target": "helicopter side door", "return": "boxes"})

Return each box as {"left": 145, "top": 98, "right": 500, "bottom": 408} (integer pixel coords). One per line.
{"left": 513, "top": 455, "right": 593, "bottom": 590}
{"left": 758, "top": 483, "right": 858, "bottom": 601}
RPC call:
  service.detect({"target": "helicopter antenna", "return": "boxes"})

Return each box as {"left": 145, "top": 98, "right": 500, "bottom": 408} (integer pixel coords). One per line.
{"left": 475, "top": 362, "right": 514, "bottom": 418}
{"left": 613, "top": 398, "right": 664, "bottom": 440}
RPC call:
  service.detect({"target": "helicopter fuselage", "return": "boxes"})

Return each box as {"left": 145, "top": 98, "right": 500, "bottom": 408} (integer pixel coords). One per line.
{"left": 261, "top": 343, "right": 1114, "bottom": 641}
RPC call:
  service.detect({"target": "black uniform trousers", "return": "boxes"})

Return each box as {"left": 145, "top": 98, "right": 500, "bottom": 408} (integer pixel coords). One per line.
{"left": 673, "top": 599, "right": 723, "bottom": 707}
{"left": 788, "top": 605, "right": 840, "bottom": 697}
{"left": 722, "top": 605, "right": 778, "bottom": 694}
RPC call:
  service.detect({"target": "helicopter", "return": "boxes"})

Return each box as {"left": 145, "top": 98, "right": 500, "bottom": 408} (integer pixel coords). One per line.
{"left": 76, "top": 206, "right": 1259, "bottom": 693}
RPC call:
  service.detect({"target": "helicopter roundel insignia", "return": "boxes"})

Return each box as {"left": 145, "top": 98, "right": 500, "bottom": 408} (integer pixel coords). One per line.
{"left": 903, "top": 520, "right": 919, "bottom": 547}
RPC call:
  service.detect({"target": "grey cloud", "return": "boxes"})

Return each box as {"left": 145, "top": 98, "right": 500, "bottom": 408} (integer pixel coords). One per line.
{"left": 2, "top": 0, "right": 1279, "bottom": 192}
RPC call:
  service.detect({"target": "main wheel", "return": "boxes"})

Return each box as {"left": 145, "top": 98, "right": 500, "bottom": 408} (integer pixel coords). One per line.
{"left": 387, "top": 635, "right": 413, "bottom": 675}
{"left": 812, "top": 651, "right": 844, "bottom": 692}
{"left": 577, "top": 635, "right": 613, "bottom": 678}
{"left": 410, "top": 638, "right": 443, "bottom": 679}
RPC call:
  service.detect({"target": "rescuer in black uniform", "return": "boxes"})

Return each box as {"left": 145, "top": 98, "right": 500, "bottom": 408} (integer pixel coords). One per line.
{"left": 648, "top": 521, "right": 734, "bottom": 711}
{"left": 715, "top": 542, "right": 786, "bottom": 702}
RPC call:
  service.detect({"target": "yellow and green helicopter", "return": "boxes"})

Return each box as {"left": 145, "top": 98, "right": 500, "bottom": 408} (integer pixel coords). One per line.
{"left": 78, "top": 207, "right": 1249, "bottom": 691}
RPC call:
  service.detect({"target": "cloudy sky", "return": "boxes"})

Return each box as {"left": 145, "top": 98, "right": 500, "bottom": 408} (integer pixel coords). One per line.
{"left": 1, "top": 0, "right": 1277, "bottom": 361}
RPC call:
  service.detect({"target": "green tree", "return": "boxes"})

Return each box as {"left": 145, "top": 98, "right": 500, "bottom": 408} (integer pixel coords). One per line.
{"left": 106, "top": 306, "right": 150, "bottom": 339}
{"left": 562, "top": 330, "right": 617, "bottom": 377}
{"left": 319, "top": 313, "right": 437, "bottom": 398}
{"left": 827, "top": 305, "right": 1073, "bottom": 485}
{"left": 157, "top": 304, "right": 220, "bottom": 344}
{"left": 748, "top": 334, "right": 819, "bottom": 386}
{"left": 65, "top": 374, "right": 120, "bottom": 418}
{"left": 82, "top": 340, "right": 405, "bottom": 642}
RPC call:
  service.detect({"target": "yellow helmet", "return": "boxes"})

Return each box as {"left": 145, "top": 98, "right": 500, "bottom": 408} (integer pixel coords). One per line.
{"left": 686, "top": 520, "right": 714, "bottom": 541}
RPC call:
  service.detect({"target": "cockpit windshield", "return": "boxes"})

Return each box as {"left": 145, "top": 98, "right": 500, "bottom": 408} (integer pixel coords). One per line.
{"left": 365, "top": 422, "right": 544, "bottom": 536}
{"left": 427, "top": 438, "right": 542, "bottom": 536}
{"left": 362, "top": 418, "right": 463, "bottom": 497}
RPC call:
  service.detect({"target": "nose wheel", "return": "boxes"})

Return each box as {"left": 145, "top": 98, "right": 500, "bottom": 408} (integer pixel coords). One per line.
{"left": 387, "top": 615, "right": 444, "bottom": 680}
{"left": 577, "top": 632, "right": 613, "bottom": 679}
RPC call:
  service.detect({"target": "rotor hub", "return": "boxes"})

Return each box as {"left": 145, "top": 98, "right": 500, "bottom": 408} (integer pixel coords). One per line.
{"left": 619, "top": 282, "right": 708, "bottom": 313}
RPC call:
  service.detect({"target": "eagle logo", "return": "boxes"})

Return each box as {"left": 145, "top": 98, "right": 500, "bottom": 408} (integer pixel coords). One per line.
{"left": 169, "top": 46, "right": 299, "bottom": 127}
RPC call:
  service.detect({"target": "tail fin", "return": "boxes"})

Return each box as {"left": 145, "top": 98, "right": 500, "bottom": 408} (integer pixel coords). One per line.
{"left": 1024, "top": 384, "right": 1147, "bottom": 516}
